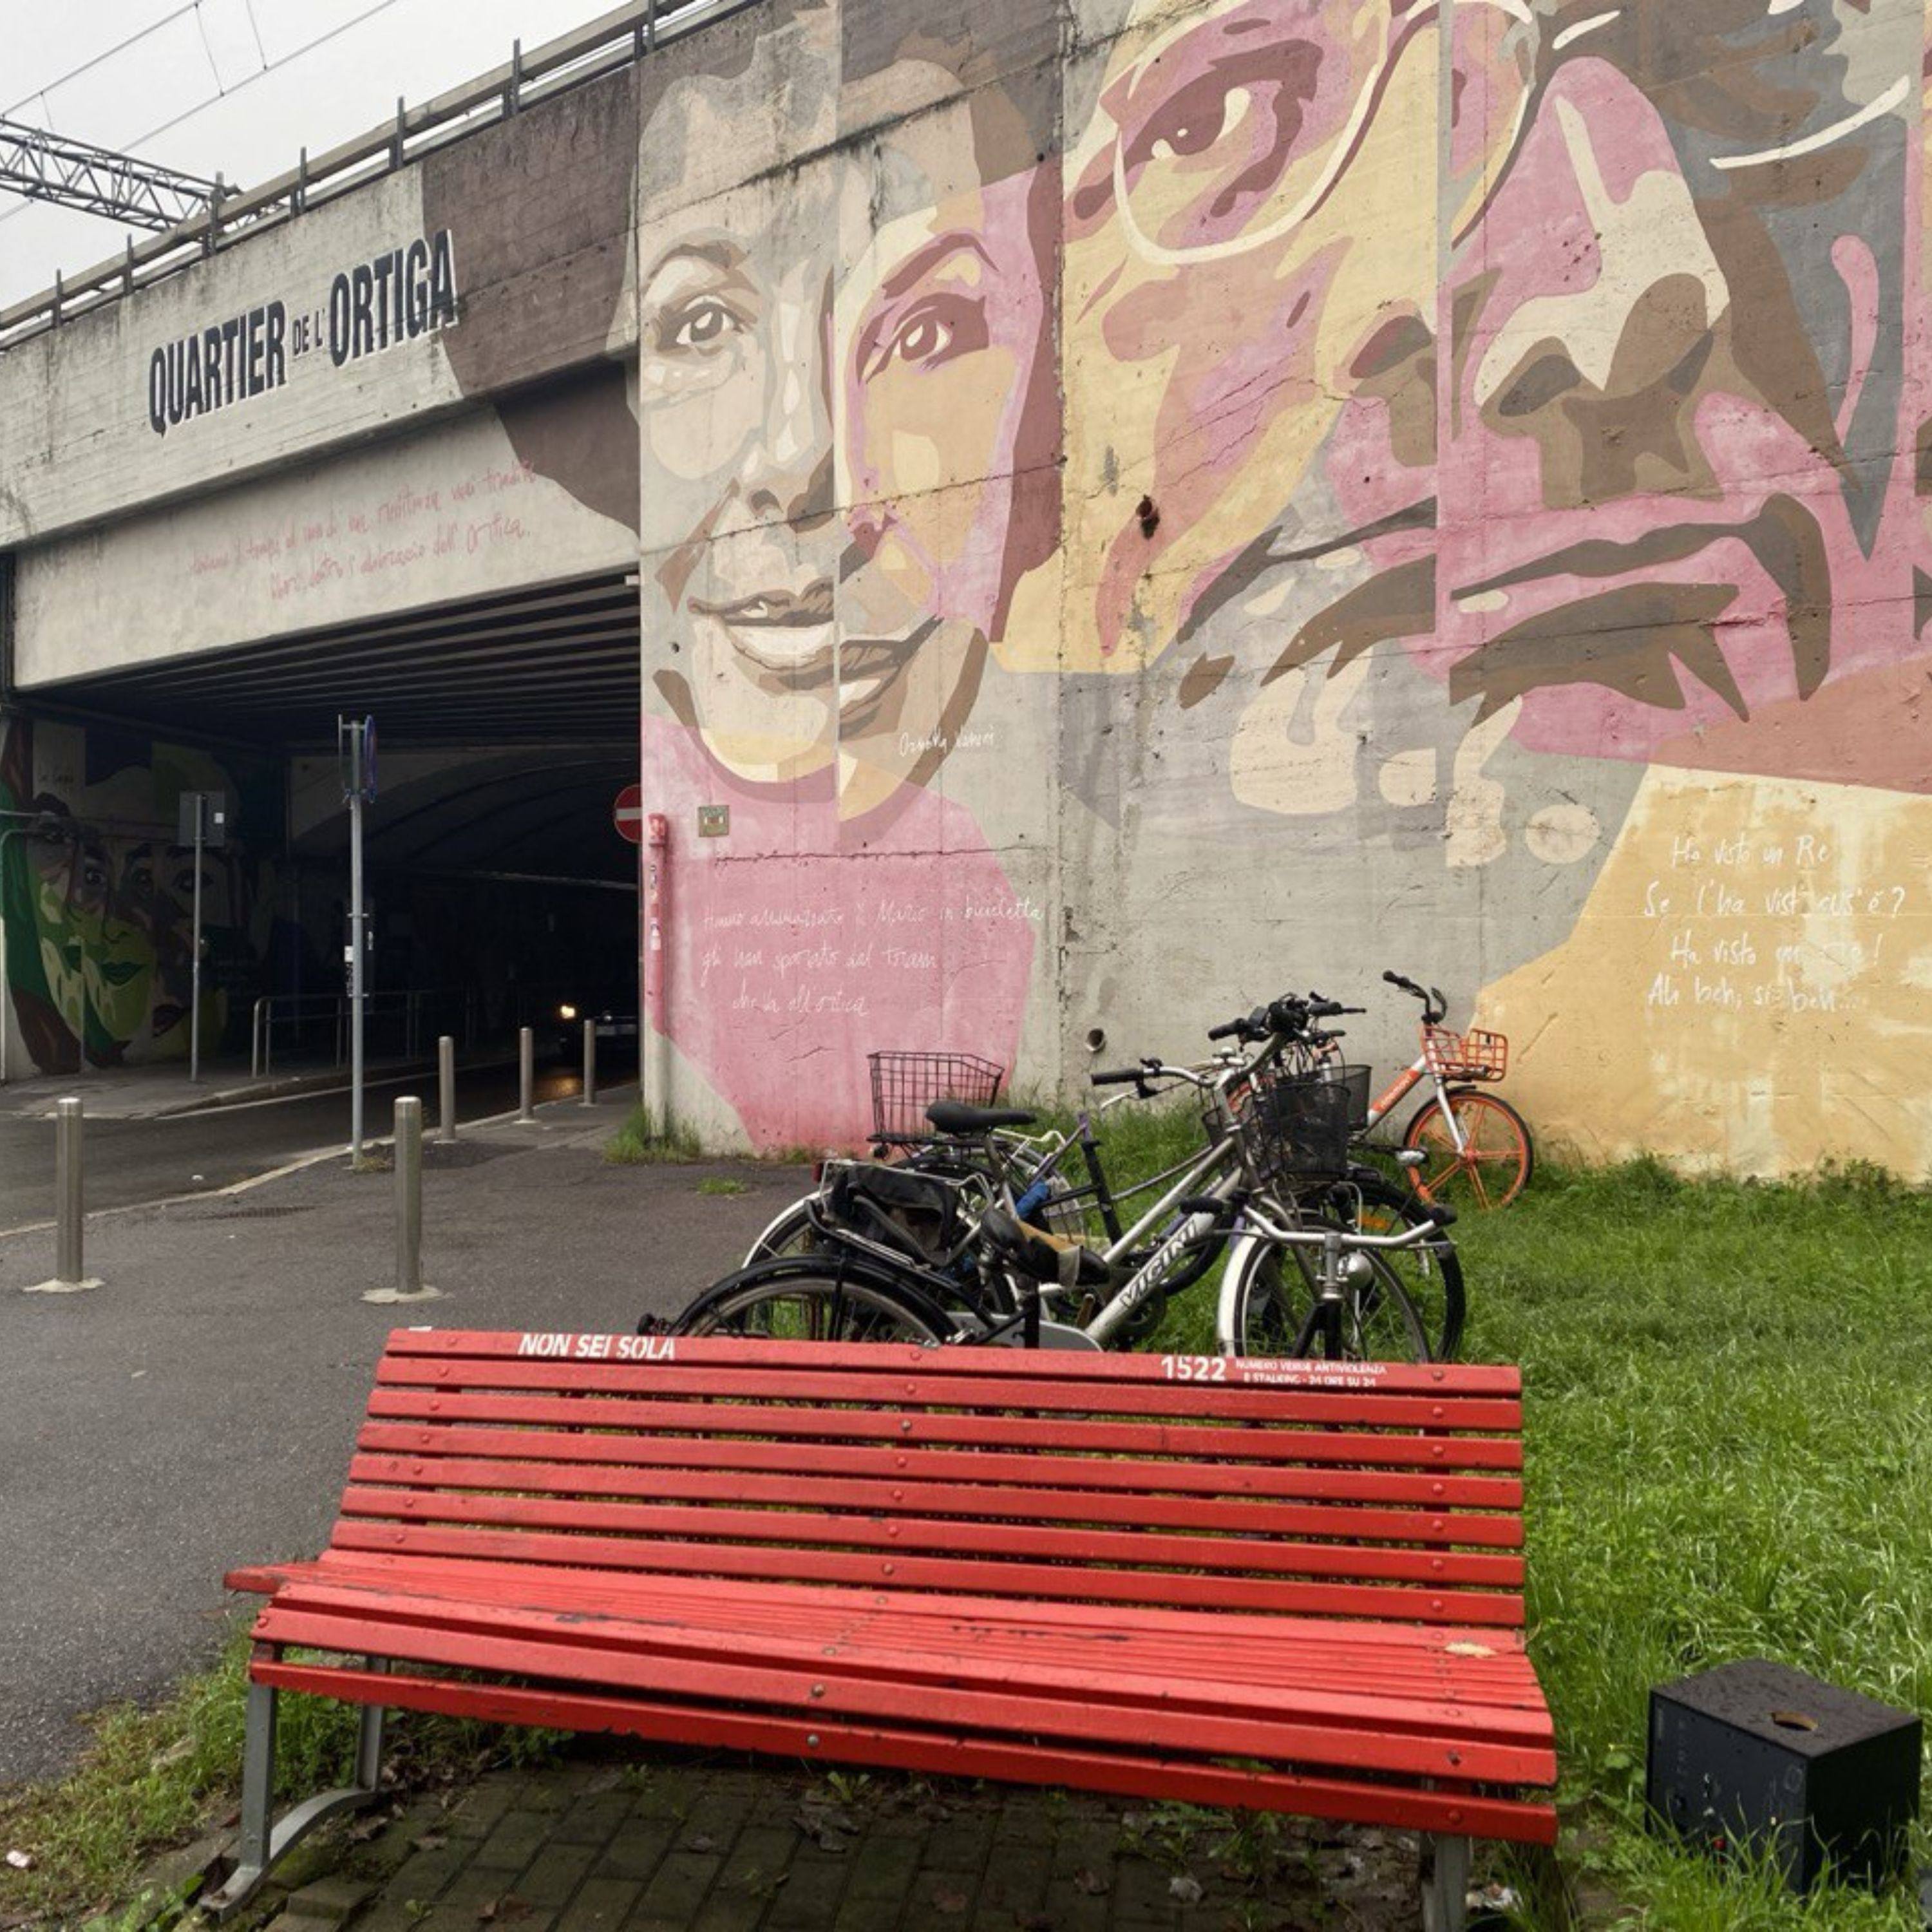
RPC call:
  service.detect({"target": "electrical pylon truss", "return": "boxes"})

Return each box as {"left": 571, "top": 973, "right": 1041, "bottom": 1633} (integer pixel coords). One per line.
{"left": 0, "top": 115, "right": 225, "bottom": 231}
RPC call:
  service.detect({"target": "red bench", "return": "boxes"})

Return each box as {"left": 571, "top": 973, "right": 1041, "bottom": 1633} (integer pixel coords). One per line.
{"left": 209, "top": 1329, "right": 1556, "bottom": 1929}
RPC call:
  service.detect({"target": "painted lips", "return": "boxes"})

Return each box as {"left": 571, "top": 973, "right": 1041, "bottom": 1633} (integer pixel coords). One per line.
{"left": 689, "top": 582, "right": 935, "bottom": 732}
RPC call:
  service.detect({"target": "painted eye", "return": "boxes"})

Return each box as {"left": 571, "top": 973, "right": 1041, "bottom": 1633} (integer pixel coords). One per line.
{"left": 891, "top": 314, "right": 954, "bottom": 366}
{"left": 865, "top": 296, "right": 986, "bottom": 380}
{"left": 1148, "top": 82, "right": 1254, "bottom": 161}
{"left": 664, "top": 299, "right": 741, "bottom": 351}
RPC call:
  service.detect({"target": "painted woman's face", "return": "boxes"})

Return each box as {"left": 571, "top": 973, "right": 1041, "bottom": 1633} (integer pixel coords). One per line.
{"left": 638, "top": 65, "right": 1050, "bottom": 820}
{"left": 1063, "top": 0, "right": 1453, "bottom": 667}
{"left": 27, "top": 817, "right": 158, "bottom": 1060}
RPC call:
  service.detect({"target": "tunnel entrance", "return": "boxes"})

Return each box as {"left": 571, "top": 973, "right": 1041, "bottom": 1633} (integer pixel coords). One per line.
{"left": 5, "top": 567, "right": 640, "bottom": 1078}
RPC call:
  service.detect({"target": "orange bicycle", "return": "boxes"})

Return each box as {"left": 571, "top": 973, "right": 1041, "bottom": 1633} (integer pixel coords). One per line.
{"left": 1363, "top": 971, "right": 1534, "bottom": 1211}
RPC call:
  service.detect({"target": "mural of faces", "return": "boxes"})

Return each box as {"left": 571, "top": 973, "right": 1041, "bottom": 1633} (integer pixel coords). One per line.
{"left": 638, "top": 12, "right": 1056, "bottom": 824}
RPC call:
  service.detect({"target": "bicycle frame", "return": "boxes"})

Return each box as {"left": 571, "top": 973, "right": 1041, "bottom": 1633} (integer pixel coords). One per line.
{"left": 1361, "top": 1052, "right": 1477, "bottom": 1156}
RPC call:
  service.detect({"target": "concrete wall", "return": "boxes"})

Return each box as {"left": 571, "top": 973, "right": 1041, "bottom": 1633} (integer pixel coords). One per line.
{"left": 7, "top": 0, "right": 1932, "bottom": 1173}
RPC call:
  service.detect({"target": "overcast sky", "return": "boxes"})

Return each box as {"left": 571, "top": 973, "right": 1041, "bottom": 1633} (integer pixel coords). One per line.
{"left": 1, "top": 0, "right": 630, "bottom": 308}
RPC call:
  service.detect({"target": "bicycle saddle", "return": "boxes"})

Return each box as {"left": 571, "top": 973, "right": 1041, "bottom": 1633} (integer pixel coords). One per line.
{"left": 925, "top": 1099, "right": 1037, "bottom": 1134}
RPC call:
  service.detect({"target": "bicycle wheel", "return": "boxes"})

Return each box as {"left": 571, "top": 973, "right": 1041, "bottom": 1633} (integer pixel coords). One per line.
{"left": 1402, "top": 1089, "right": 1533, "bottom": 1213}
{"left": 1222, "top": 1238, "right": 1430, "bottom": 1363}
{"left": 744, "top": 1195, "right": 820, "bottom": 1264}
{"left": 1334, "top": 1174, "right": 1466, "bottom": 1361}
{"left": 670, "top": 1258, "right": 953, "bottom": 1342}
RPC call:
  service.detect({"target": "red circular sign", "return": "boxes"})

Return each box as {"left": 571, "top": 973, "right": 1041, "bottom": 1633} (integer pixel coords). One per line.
{"left": 613, "top": 782, "right": 645, "bottom": 844}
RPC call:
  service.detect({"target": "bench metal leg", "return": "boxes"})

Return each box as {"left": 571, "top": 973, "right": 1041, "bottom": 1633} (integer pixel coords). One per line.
{"left": 1420, "top": 1833, "right": 1472, "bottom": 1932}
{"left": 204, "top": 1656, "right": 388, "bottom": 1921}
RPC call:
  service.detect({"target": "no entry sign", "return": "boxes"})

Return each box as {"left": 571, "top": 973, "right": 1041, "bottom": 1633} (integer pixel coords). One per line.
{"left": 613, "top": 783, "right": 645, "bottom": 844}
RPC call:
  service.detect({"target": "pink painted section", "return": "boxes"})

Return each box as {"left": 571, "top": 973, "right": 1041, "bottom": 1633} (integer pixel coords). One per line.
{"left": 645, "top": 717, "right": 1034, "bottom": 1150}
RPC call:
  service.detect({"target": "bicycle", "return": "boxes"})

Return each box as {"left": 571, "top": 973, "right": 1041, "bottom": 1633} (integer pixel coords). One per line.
{"left": 667, "top": 1015, "right": 1454, "bottom": 1362}
{"left": 739, "top": 998, "right": 1467, "bottom": 1357}
{"left": 1358, "top": 971, "right": 1535, "bottom": 1213}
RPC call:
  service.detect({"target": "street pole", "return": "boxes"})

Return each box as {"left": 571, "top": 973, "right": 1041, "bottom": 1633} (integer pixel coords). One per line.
{"left": 189, "top": 794, "right": 205, "bottom": 1083}
{"left": 350, "top": 777, "right": 365, "bottom": 1162}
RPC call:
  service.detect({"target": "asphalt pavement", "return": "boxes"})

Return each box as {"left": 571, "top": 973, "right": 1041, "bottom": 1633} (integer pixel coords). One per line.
{"left": 0, "top": 1084, "right": 800, "bottom": 1787}
{"left": 0, "top": 1057, "right": 589, "bottom": 1229}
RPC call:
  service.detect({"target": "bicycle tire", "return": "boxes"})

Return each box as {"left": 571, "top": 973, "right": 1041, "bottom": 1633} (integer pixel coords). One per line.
{"left": 668, "top": 1255, "right": 954, "bottom": 1343}
{"left": 1325, "top": 1173, "right": 1466, "bottom": 1361}
{"left": 1220, "top": 1235, "right": 1431, "bottom": 1363}
{"left": 1401, "top": 1089, "right": 1534, "bottom": 1213}
{"left": 744, "top": 1195, "right": 819, "bottom": 1263}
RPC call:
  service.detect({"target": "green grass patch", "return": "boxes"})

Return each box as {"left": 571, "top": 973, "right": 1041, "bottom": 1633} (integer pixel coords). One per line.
{"left": 1144, "top": 1155, "right": 1932, "bottom": 1924}
{"left": 697, "top": 1175, "right": 750, "bottom": 1197}
{"left": 0, "top": 1633, "right": 565, "bottom": 1930}
{"left": 603, "top": 1103, "right": 703, "bottom": 1164}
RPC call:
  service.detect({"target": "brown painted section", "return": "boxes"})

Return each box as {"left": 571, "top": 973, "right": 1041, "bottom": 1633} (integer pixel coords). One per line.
{"left": 421, "top": 62, "right": 638, "bottom": 397}
{"left": 1651, "top": 657, "right": 1932, "bottom": 796}
{"left": 497, "top": 366, "right": 639, "bottom": 536}
{"left": 1450, "top": 582, "right": 1744, "bottom": 720}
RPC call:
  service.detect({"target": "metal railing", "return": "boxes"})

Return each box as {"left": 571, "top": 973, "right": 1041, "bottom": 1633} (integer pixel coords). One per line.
{"left": 251, "top": 987, "right": 478, "bottom": 1079}
{"left": 0, "top": 0, "right": 760, "bottom": 352}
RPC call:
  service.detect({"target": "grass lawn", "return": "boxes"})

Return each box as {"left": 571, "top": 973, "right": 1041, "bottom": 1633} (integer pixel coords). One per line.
{"left": 1155, "top": 1153, "right": 1932, "bottom": 1927}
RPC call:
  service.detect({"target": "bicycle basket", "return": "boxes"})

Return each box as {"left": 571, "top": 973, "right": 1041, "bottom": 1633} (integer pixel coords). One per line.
{"left": 825, "top": 1161, "right": 973, "bottom": 1265}
{"left": 1422, "top": 1025, "right": 1508, "bottom": 1083}
{"left": 1242, "top": 1070, "right": 1354, "bottom": 1188}
{"left": 1312, "top": 1061, "right": 1372, "bottom": 1132}
{"left": 867, "top": 1050, "right": 1005, "bottom": 1139}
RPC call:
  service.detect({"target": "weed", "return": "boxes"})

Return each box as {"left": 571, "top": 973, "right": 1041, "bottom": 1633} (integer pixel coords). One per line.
{"left": 697, "top": 1175, "right": 750, "bottom": 1197}
{"left": 604, "top": 1105, "right": 703, "bottom": 1164}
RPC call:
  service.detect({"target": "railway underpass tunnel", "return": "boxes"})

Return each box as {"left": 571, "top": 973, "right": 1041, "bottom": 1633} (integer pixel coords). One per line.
{"left": 1, "top": 571, "right": 641, "bottom": 1080}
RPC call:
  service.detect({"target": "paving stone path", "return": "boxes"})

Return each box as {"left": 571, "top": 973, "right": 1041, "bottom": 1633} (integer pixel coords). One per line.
{"left": 247, "top": 1747, "right": 1430, "bottom": 1932}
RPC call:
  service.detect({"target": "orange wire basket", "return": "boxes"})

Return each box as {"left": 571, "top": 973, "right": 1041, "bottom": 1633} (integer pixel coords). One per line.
{"left": 1422, "top": 1025, "right": 1509, "bottom": 1083}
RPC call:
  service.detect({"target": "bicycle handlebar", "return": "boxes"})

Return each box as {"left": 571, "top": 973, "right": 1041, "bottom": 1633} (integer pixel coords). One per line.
{"left": 1090, "top": 1064, "right": 1152, "bottom": 1086}
{"left": 1381, "top": 970, "right": 1446, "bottom": 1025}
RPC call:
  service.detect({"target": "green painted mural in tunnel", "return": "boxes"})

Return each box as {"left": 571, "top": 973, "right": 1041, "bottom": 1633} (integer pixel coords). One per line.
{"left": 0, "top": 717, "right": 279, "bottom": 1075}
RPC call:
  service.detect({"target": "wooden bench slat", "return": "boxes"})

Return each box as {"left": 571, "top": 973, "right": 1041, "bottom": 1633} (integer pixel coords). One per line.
{"left": 256, "top": 1575, "right": 1549, "bottom": 1730}
{"left": 327, "top": 1519, "right": 1529, "bottom": 1623}
{"left": 259, "top": 1658, "right": 1557, "bottom": 1845}
{"left": 354, "top": 1421, "right": 1527, "bottom": 1510}
{"left": 334, "top": 1484, "right": 1528, "bottom": 1590}
{"left": 252, "top": 1591, "right": 1555, "bottom": 1784}
{"left": 377, "top": 1356, "right": 1524, "bottom": 1431}
{"left": 252, "top": 1553, "right": 1539, "bottom": 1660}
{"left": 365, "top": 1391, "right": 1526, "bottom": 1471}
{"left": 345, "top": 1452, "right": 1526, "bottom": 1549}
{"left": 388, "top": 1329, "right": 1524, "bottom": 1397}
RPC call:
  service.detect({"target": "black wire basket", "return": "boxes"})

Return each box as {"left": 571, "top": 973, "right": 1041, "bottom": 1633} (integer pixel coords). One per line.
{"left": 1242, "top": 1069, "right": 1356, "bottom": 1188}
{"left": 1312, "top": 1061, "right": 1372, "bottom": 1133}
{"left": 867, "top": 1050, "right": 1005, "bottom": 1140}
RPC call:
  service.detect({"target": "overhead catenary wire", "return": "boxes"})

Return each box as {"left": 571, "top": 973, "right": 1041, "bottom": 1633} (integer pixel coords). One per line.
{"left": 0, "top": 0, "right": 415, "bottom": 231}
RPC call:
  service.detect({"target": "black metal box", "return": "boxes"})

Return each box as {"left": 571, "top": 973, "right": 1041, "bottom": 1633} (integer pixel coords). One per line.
{"left": 1647, "top": 1659, "right": 1920, "bottom": 1891}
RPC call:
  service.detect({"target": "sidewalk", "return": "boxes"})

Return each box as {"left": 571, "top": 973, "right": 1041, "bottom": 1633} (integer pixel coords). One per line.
{"left": 0, "top": 1092, "right": 1457, "bottom": 1932}
{"left": 0, "top": 1048, "right": 515, "bottom": 1122}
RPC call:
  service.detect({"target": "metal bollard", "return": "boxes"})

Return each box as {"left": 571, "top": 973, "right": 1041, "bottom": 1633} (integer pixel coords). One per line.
{"left": 437, "top": 1035, "right": 457, "bottom": 1144}
{"left": 26, "top": 1097, "right": 102, "bottom": 1293}
{"left": 581, "top": 1018, "right": 596, "bottom": 1107}
{"left": 395, "top": 1097, "right": 423, "bottom": 1294}
{"left": 517, "top": 1027, "right": 536, "bottom": 1123}
{"left": 363, "top": 1097, "right": 439, "bottom": 1305}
